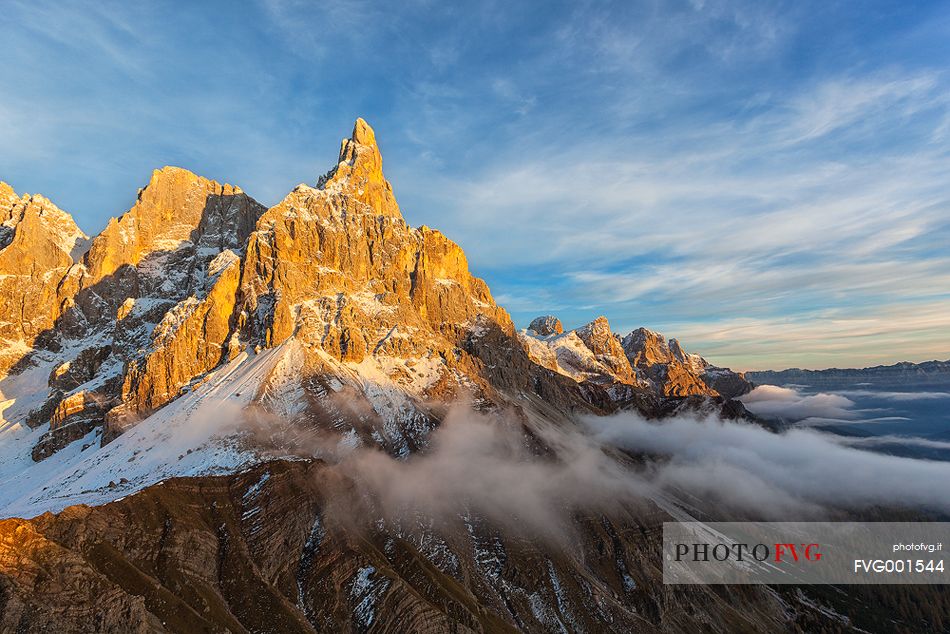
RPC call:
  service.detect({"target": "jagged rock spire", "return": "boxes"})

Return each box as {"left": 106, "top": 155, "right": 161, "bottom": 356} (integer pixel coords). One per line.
{"left": 317, "top": 118, "right": 402, "bottom": 218}
{"left": 351, "top": 117, "right": 377, "bottom": 146}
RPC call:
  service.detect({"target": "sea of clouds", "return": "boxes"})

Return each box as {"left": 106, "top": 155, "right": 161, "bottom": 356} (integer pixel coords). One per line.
{"left": 283, "top": 397, "right": 950, "bottom": 535}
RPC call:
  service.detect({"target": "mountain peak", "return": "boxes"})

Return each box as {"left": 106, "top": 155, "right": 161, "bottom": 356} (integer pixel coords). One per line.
{"left": 575, "top": 316, "right": 614, "bottom": 345}
{"left": 0, "top": 188, "right": 87, "bottom": 370}
{"left": 141, "top": 166, "right": 240, "bottom": 200}
{"left": 143, "top": 166, "right": 244, "bottom": 195}
{"left": 337, "top": 117, "right": 382, "bottom": 166}
{"left": 622, "top": 327, "right": 670, "bottom": 364}
{"left": 83, "top": 167, "right": 263, "bottom": 281}
{"left": 316, "top": 117, "right": 402, "bottom": 218}
{"left": 527, "top": 315, "right": 564, "bottom": 336}
{"left": 351, "top": 117, "right": 377, "bottom": 147}
{"left": 153, "top": 165, "right": 195, "bottom": 177}
{"left": 0, "top": 181, "right": 17, "bottom": 208}
{"left": 0, "top": 187, "right": 86, "bottom": 250}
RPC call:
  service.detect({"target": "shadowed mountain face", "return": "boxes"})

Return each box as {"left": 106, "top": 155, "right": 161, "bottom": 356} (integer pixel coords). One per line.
{"left": 4, "top": 461, "right": 946, "bottom": 633}
{"left": 0, "top": 462, "right": 862, "bottom": 633}
{"left": 10, "top": 120, "right": 933, "bottom": 633}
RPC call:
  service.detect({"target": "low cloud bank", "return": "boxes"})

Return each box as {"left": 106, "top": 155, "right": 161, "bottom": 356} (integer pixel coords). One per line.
{"left": 292, "top": 402, "right": 950, "bottom": 532}
{"left": 313, "top": 405, "right": 651, "bottom": 542}
{"left": 739, "top": 384, "right": 857, "bottom": 421}
{"left": 584, "top": 412, "right": 950, "bottom": 517}
{"left": 739, "top": 384, "right": 950, "bottom": 425}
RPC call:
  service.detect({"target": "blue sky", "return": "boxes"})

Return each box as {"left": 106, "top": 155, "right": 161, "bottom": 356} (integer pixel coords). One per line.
{"left": 2, "top": 0, "right": 949, "bottom": 370}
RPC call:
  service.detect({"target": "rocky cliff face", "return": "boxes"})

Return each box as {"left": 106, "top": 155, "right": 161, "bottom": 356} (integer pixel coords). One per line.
{"left": 82, "top": 167, "right": 257, "bottom": 280}
{"left": 113, "top": 249, "right": 244, "bottom": 430}
{"left": 520, "top": 316, "right": 648, "bottom": 390}
{"left": 623, "top": 327, "right": 752, "bottom": 399}
{"left": 0, "top": 185, "right": 87, "bottom": 373}
{"left": 621, "top": 327, "right": 712, "bottom": 397}
{"left": 236, "top": 120, "right": 510, "bottom": 359}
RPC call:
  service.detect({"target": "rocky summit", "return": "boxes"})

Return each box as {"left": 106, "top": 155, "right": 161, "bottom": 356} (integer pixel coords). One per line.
{"left": 0, "top": 119, "right": 906, "bottom": 633}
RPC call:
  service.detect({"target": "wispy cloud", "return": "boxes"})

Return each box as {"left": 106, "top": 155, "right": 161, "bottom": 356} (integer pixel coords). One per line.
{"left": 2, "top": 1, "right": 948, "bottom": 369}
{"left": 650, "top": 301, "right": 950, "bottom": 370}
{"left": 780, "top": 74, "right": 942, "bottom": 144}
{"left": 585, "top": 411, "right": 950, "bottom": 516}
{"left": 828, "top": 434, "right": 950, "bottom": 451}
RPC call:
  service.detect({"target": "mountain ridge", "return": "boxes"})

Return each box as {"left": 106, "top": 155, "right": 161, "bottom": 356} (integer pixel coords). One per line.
{"left": 747, "top": 358, "right": 950, "bottom": 388}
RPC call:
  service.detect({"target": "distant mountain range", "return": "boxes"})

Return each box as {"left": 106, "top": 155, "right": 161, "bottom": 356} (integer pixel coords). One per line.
{"left": 747, "top": 359, "right": 950, "bottom": 388}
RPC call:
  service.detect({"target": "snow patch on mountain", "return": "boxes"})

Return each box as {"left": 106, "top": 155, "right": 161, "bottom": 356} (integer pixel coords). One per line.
{"left": 0, "top": 346, "right": 283, "bottom": 519}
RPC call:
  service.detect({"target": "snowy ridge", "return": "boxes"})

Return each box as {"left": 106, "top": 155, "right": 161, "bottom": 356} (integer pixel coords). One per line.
{"left": 519, "top": 329, "right": 607, "bottom": 383}
{"left": 519, "top": 326, "right": 647, "bottom": 389}
{"left": 0, "top": 346, "right": 283, "bottom": 519}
